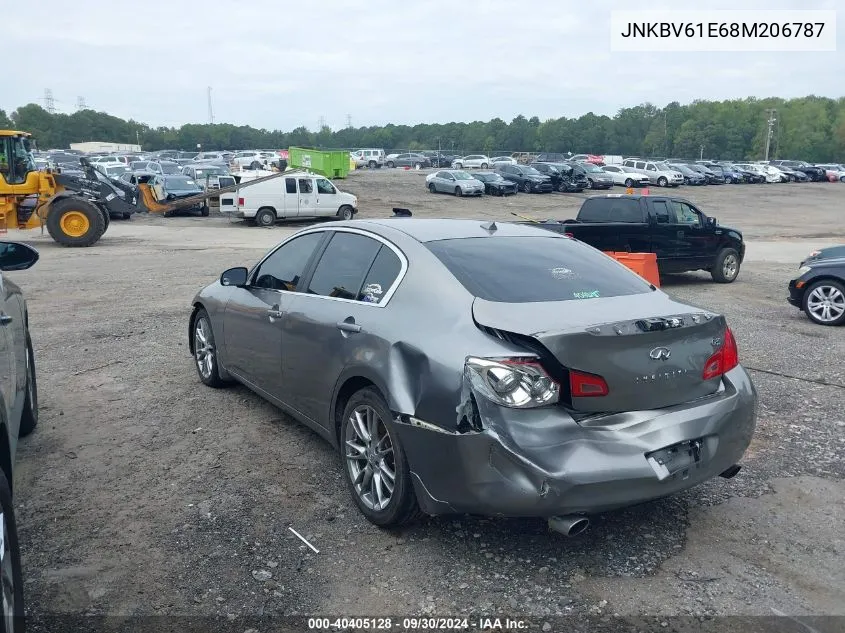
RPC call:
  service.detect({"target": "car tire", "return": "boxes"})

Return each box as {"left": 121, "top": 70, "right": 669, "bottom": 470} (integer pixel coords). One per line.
{"left": 454, "top": 187, "right": 462, "bottom": 197}
{"left": 192, "top": 308, "right": 229, "bottom": 388}
{"left": 387, "top": 161, "right": 395, "bottom": 168}
{"left": 624, "top": 178, "right": 634, "bottom": 188}
{"left": 725, "top": 176, "right": 732, "bottom": 184}
{"left": 337, "top": 205, "right": 354, "bottom": 221}
{"left": 255, "top": 207, "right": 276, "bottom": 227}
{"left": 428, "top": 183, "right": 437, "bottom": 194}
{"left": 711, "top": 248, "right": 741, "bottom": 283}
{"left": 522, "top": 181, "right": 532, "bottom": 193}
{"left": 122, "top": 212, "right": 132, "bottom": 220}
{"left": 840, "top": 175, "right": 845, "bottom": 182}
{"left": 340, "top": 387, "right": 421, "bottom": 527}
{"left": 657, "top": 176, "right": 668, "bottom": 187}
{"left": 480, "top": 163, "right": 488, "bottom": 169}
{"left": 200, "top": 204, "right": 210, "bottom": 217}
{"left": 454, "top": 162, "right": 462, "bottom": 169}
{"left": 413, "top": 163, "right": 422, "bottom": 169}
{"left": 0, "top": 468, "right": 25, "bottom": 630}
{"left": 250, "top": 161, "right": 262, "bottom": 170}
{"left": 367, "top": 160, "right": 376, "bottom": 168}
{"left": 18, "top": 334, "right": 38, "bottom": 438}
{"left": 557, "top": 182, "right": 567, "bottom": 192}
{"left": 802, "top": 279, "right": 845, "bottom": 326}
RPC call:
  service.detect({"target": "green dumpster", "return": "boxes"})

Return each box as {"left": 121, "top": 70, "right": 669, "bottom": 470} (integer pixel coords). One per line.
{"left": 288, "top": 147, "right": 350, "bottom": 179}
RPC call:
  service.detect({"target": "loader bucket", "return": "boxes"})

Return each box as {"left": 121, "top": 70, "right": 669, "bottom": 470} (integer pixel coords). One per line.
{"left": 137, "top": 184, "right": 171, "bottom": 214}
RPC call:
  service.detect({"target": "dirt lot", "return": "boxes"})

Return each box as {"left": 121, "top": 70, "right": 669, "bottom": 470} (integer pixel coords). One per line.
{"left": 7, "top": 169, "right": 845, "bottom": 631}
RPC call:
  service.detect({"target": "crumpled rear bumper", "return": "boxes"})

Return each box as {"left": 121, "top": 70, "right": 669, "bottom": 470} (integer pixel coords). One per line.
{"left": 392, "top": 366, "right": 757, "bottom": 517}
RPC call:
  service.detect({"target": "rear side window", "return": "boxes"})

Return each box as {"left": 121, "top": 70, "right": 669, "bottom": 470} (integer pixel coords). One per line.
{"left": 427, "top": 237, "right": 652, "bottom": 303}
{"left": 578, "top": 198, "right": 643, "bottom": 223}
{"left": 285, "top": 178, "right": 297, "bottom": 194}
{"left": 358, "top": 246, "right": 403, "bottom": 304}
{"left": 307, "top": 232, "right": 381, "bottom": 300}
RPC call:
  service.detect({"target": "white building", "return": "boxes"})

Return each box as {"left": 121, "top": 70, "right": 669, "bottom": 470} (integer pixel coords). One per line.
{"left": 69, "top": 141, "right": 141, "bottom": 153}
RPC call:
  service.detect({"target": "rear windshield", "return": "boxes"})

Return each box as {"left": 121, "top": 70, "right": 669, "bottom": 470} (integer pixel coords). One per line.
{"left": 426, "top": 237, "right": 652, "bottom": 303}
{"left": 578, "top": 198, "right": 643, "bottom": 223}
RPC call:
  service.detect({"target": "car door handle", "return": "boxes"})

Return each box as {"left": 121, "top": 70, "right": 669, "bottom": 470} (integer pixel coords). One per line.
{"left": 677, "top": 230, "right": 685, "bottom": 238}
{"left": 0, "top": 314, "right": 12, "bottom": 326}
{"left": 336, "top": 321, "right": 362, "bottom": 333}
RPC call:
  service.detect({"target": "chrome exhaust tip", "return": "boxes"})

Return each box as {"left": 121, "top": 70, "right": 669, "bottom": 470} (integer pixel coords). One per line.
{"left": 548, "top": 515, "right": 590, "bottom": 538}
{"left": 719, "top": 464, "right": 742, "bottom": 479}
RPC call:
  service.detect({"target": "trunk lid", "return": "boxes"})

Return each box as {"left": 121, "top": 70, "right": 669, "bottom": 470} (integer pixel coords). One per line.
{"left": 473, "top": 294, "right": 727, "bottom": 413}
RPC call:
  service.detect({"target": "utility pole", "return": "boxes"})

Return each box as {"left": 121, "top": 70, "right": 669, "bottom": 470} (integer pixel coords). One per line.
{"left": 318, "top": 115, "right": 326, "bottom": 130}
{"left": 43, "top": 89, "right": 56, "bottom": 114}
{"left": 76, "top": 96, "right": 87, "bottom": 111}
{"left": 700, "top": 145, "right": 705, "bottom": 160}
{"left": 764, "top": 109, "right": 777, "bottom": 161}
{"left": 207, "top": 86, "right": 215, "bottom": 124}
{"left": 345, "top": 114, "right": 352, "bottom": 129}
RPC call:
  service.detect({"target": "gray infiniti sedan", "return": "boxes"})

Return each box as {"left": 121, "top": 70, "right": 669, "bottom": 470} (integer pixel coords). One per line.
{"left": 188, "top": 217, "right": 757, "bottom": 534}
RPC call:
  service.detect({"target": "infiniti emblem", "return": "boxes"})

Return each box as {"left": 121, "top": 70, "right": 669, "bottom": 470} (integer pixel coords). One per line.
{"left": 649, "top": 346, "right": 671, "bottom": 361}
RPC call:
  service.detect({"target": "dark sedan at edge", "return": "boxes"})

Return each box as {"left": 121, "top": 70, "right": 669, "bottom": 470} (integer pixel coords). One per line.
{"left": 472, "top": 172, "right": 518, "bottom": 196}
{"left": 188, "top": 217, "right": 757, "bottom": 535}
{"left": 788, "top": 245, "right": 845, "bottom": 326}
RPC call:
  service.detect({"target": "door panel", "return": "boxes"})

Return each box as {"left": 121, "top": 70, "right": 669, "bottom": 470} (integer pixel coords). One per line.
{"left": 0, "top": 274, "right": 17, "bottom": 426}
{"left": 281, "top": 177, "right": 299, "bottom": 218}
{"left": 298, "top": 178, "right": 316, "bottom": 217}
{"left": 315, "top": 178, "right": 339, "bottom": 216}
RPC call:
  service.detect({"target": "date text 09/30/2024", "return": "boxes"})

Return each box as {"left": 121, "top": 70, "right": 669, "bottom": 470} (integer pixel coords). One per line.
{"left": 308, "top": 617, "right": 529, "bottom": 630}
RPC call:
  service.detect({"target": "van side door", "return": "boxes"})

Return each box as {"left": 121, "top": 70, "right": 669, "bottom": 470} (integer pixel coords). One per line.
{"left": 297, "top": 177, "right": 317, "bottom": 217}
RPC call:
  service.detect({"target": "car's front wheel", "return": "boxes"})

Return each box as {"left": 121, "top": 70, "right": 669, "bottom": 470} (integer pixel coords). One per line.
{"left": 428, "top": 183, "right": 437, "bottom": 193}
{"left": 341, "top": 387, "right": 420, "bottom": 527}
{"left": 453, "top": 162, "right": 462, "bottom": 169}
{"left": 193, "top": 309, "right": 229, "bottom": 387}
{"left": 657, "top": 176, "right": 668, "bottom": 187}
{"left": 624, "top": 178, "right": 634, "bottom": 188}
{"left": 337, "top": 205, "right": 354, "bottom": 221}
{"left": 522, "top": 181, "right": 532, "bottom": 193}
{"left": 18, "top": 334, "right": 38, "bottom": 438}
{"left": 480, "top": 163, "right": 488, "bottom": 169}
{"left": 711, "top": 248, "right": 741, "bottom": 283}
{"left": 386, "top": 161, "right": 395, "bottom": 168}
{"left": 0, "top": 469, "right": 24, "bottom": 631}
{"left": 803, "top": 280, "right": 845, "bottom": 326}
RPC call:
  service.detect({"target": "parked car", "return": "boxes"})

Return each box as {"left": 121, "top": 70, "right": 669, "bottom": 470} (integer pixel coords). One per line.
{"left": 540, "top": 194, "right": 745, "bottom": 283}
{"left": 425, "top": 170, "right": 485, "bottom": 196}
{"left": 778, "top": 166, "right": 810, "bottom": 182}
{"left": 0, "top": 240, "right": 40, "bottom": 624}
{"left": 452, "top": 155, "right": 491, "bottom": 169}
{"left": 788, "top": 246, "right": 845, "bottom": 326}
{"left": 735, "top": 163, "right": 779, "bottom": 183}
{"left": 351, "top": 149, "right": 386, "bottom": 168}
{"left": 668, "top": 164, "right": 707, "bottom": 185}
{"left": 686, "top": 163, "right": 725, "bottom": 184}
{"left": 495, "top": 164, "right": 554, "bottom": 193}
{"left": 385, "top": 153, "right": 431, "bottom": 169}
{"left": 420, "top": 152, "right": 458, "bottom": 168}
{"left": 96, "top": 164, "right": 129, "bottom": 179}
{"left": 129, "top": 161, "right": 181, "bottom": 176}
{"left": 622, "top": 159, "right": 684, "bottom": 187}
{"left": 490, "top": 156, "right": 518, "bottom": 167}
{"left": 814, "top": 164, "right": 845, "bottom": 182}
{"left": 570, "top": 154, "right": 605, "bottom": 165}
{"left": 770, "top": 160, "right": 826, "bottom": 182}
{"left": 182, "top": 164, "right": 232, "bottom": 191}
{"left": 149, "top": 174, "right": 208, "bottom": 217}
{"left": 713, "top": 164, "right": 746, "bottom": 183}
{"left": 572, "top": 162, "right": 614, "bottom": 190}
{"left": 530, "top": 162, "right": 570, "bottom": 191}
{"left": 219, "top": 172, "right": 358, "bottom": 225}
{"left": 472, "top": 172, "right": 518, "bottom": 196}
{"left": 232, "top": 151, "right": 276, "bottom": 170}
{"left": 546, "top": 163, "right": 589, "bottom": 191}
{"left": 189, "top": 217, "right": 757, "bottom": 531}
{"left": 535, "top": 152, "right": 570, "bottom": 163}
{"left": 598, "top": 164, "right": 650, "bottom": 188}
{"left": 720, "top": 162, "right": 765, "bottom": 184}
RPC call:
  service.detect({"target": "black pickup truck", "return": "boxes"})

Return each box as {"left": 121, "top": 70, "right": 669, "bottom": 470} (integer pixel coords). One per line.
{"left": 531, "top": 194, "right": 746, "bottom": 283}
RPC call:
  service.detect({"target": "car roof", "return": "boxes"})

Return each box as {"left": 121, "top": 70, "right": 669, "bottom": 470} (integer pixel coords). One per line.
{"left": 338, "top": 218, "right": 568, "bottom": 243}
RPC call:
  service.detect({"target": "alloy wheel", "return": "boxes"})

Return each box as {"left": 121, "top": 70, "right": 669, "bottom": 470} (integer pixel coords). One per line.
{"left": 194, "top": 317, "right": 215, "bottom": 379}
{"left": 722, "top": 254, "right": 739, "bottom": 280}
{"left": 0, "top": 512, "right": 14, "bottom": 633}
{"left": 345, "top": 405, "right": 395, "bottom": 511}
{"left": 807, "top": 285, "right": 845, "bottom": 323}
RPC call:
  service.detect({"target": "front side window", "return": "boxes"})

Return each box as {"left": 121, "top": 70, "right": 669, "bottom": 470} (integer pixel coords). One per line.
{"left": 316, "top": 178, "right": 335, "bottom": 194}
{"left": 672, "top": 201, "right": 700, "bottom": 225}
{"left": 252, "top": 232, "right": 324, "bottom": 291}
{"left": 306, "top": 232, "right": 382, "bottom": 300}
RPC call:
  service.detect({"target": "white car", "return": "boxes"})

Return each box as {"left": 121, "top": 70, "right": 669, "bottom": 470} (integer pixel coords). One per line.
{"left": 815, "top": 164, "right": 845, "bottom": 182}
{"left": 736, "top": 163, "right": 780, "bottom": 183}
{"left": 451, "top": 155, "right": 491, "bottom": 169}
{"left": 601, "top": 165, "right": 650, "bottom": 187}
{"left": 622, "top": 159, "right": 684, "bottom": 187}
{"left": 350, "top": 149, "right": 385, "bottom": 168}
{"left": 232, "top": 151, "right": 277, "bottom": 170}
{"left": 490, "top": 156, "right": 517, "bottom": 166}
{"left": 762, "top": 165, "right": 790, "bottom": 183}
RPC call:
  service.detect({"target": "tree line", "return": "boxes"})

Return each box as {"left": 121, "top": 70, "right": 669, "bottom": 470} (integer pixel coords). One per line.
{"left": 2, "top": 95, "right": 844, "bottom": 161}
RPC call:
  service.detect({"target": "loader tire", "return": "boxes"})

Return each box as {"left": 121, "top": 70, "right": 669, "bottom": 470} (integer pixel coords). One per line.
{"left": 46, "top": 197, "right": 106, "bottom": 247}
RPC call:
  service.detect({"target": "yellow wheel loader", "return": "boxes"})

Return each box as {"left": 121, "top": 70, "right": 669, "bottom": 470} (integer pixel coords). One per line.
{"left": 1, "top": 130, "right": 286, "bottom": 247}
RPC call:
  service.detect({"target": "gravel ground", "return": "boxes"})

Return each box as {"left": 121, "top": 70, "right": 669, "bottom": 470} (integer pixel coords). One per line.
{"left": 7, "top": 169, "right": 845, "bottom": 630}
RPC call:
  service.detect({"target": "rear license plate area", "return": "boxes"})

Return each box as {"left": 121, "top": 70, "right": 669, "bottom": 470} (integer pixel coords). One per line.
{"left": 646, "top": 439, "right": 703, "bottom": 481}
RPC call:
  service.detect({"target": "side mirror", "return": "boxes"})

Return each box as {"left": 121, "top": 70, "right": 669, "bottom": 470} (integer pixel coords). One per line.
{"left": 0, "top": 242, "right": 39, "bottom": 271}
{"left": 221, "top": 266, "right": 248, "bottom": 287}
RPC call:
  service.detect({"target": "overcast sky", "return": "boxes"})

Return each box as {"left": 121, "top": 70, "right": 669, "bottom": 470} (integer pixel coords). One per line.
{"left": 5, "top": 0, "right": 843, "bottom": 131}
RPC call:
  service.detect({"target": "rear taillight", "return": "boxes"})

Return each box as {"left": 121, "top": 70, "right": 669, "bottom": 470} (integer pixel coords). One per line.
{"left": 238, "top": 197, "right": 245, "bottom": 206}
{"left": 569, "top": 370, "right": 609, "bottom": 397}
{"left": 702, "top": 327, "right": 740, "bottom": 380}
{"left": 465, "top": 357, "right": 560, "bottom": 408}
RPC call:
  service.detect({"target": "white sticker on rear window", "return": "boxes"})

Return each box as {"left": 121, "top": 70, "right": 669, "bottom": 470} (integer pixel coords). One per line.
{"left": 551, "top": 267, "right": 576, "bottom": 279}
{"left": 573, "top": 290, "right": 600, "bottom": 299}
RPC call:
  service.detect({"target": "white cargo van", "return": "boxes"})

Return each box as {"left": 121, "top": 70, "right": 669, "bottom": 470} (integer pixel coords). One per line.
{"left": 219, "top": 171, "right": 358, "bottom": 226}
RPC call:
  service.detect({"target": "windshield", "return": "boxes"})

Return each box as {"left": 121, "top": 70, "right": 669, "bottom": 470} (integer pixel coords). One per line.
{"left": 521, "top": 167, "right": 542, "bottom": 176}
{"left": 453, "top": 172, "right": 474, "bottom": 180}
{"left": 194, "top": 167, "right": 225, "bottom": 177}
{"left": 130, "top": 162, "right": 149, "bottom": 170}
{"left": 160, "top": 162, "right": 180, "bottom": 174}
{"left": 105, "top": 165, "right": 128, "bottom": 175}
{"left": 426, "top": 237, "right": 652, "bottom": 303}
{"left": 165, "top": 177, "right": 199, "bottom": 189}
{"left": 581, "top": 164, "right": 603, "bottom": 173}
{"left": 473, "top": 173, "right": 494, "bottom": 182}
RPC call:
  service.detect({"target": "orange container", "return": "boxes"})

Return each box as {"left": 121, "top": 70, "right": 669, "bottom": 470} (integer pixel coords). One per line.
{"left": 604, "top": 251, "right": 660, "bottom": 287}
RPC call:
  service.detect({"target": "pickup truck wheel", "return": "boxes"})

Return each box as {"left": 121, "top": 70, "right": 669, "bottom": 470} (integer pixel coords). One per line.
{"left": 429, "top": 183, "right": 437, "bottom": 193}
{"left": 255, "top": 207, "right": 276, "bottom": 227}
{"left": 624, "top": 178, "right": 634, "bottom": 188}
{"left": 657, "top": 176, "right": 668, "bottom": 187}
{"left": 711, "top": 248, "right": 741, "bottom": 283}
{"left": 522, "top": 181, "right": 532, "bottom": 193}
{"left": 802, "top": 280, "right": 845, "bottom": 326}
